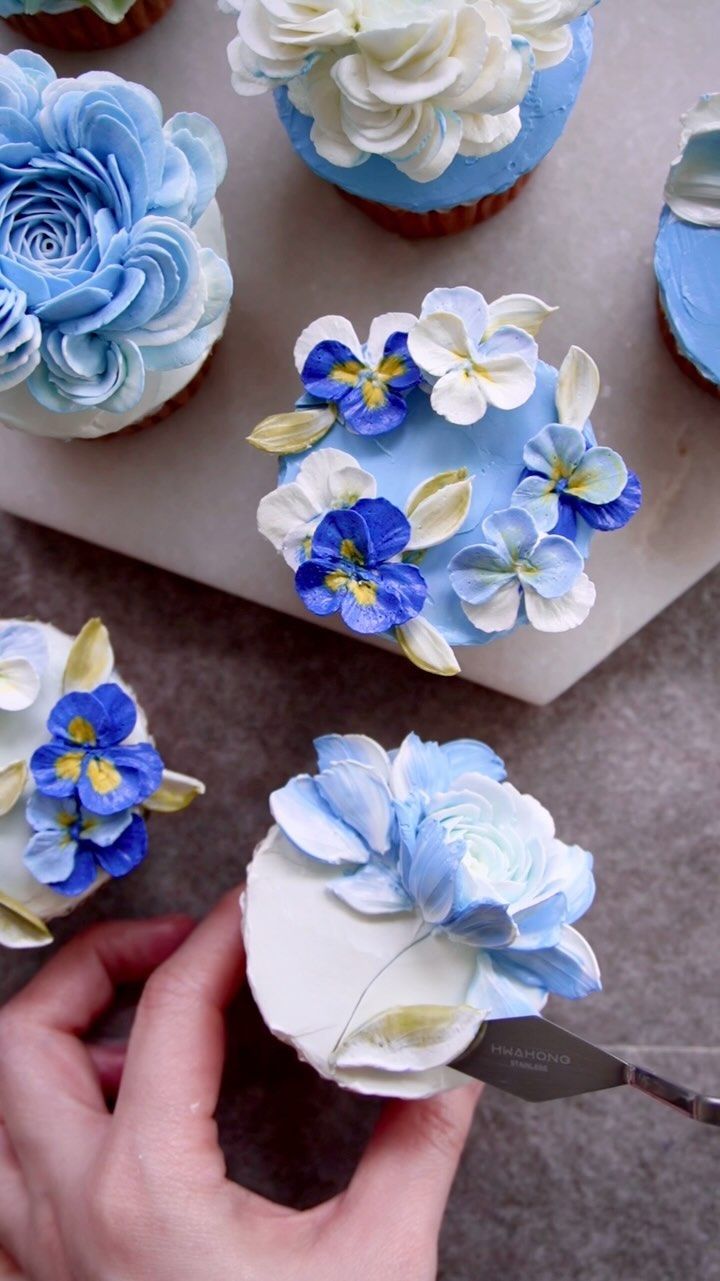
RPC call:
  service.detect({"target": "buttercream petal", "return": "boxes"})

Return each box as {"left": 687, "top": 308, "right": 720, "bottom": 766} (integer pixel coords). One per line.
{"left": 333, "top": 1004, "right": 485, "bottom": 1074}
{"left": 523, "top": 423, "right": 586, "bottom": 477}
{"left": 0, "top": 656, "right": 40, "bottom": 711}
{"left": 566, "top": 447, "right": 628, "bottom": 505}
{"left": 511, "top": 474, "right": 560, "bottom": 533}
{"left": 485, "top": 294, "right": 557, "bottom": 339}
{"left": 257, "top": 482, "right": 317, "bottom": 551}
{"left": 365, "top": 312, "right": 418, "bottom": 367}
{"left": 556, "top": 345, "right": 600, "bottom": 427}
{"left": 440, "top": 740, "right": 506, "bottom": 785}
{"left": 519, "top": 535, "right": 583, "bottom": 598}
{"left": 294, "top": 315, "right": 363, "bottom": 373}
{"left": 314, "top": 734, "right": 391, "bottom": 780}
{"left": 461, "top": 581, "right": 522, "bottom": 634}
{"left": 331, "top": 863, "right": 413, "bottom": 916}
{"left": 408, "top": 311, "right": 472, "bottom": 378}
{"left": 467, "top": 950, "right": 548, "bottom": 1018}
{"left": 391, "top": 733, "right": 451, "bottom": 803}
{"left": 419, "top": 288, "right": 489, "bottom": 343}
{"left": 430, "top": 367, "right": 489, "bottom": 426}
{"left": 523, "top": 573, "right": 596, "bottom": 632}
{"left": 270, "top": 775, "right": 371, "bottom": 866}
{"left": 316, "top": 761, "right": 394, "bottom": 855}
{"left": 395, "top": 615, "right": 460, "bottom": 678}
{"left": 497, "top": 925, "right": 602, "bottom": 1000}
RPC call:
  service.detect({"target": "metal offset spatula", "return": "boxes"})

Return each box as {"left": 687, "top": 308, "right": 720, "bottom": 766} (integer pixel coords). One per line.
{"left": 452, "top": 1016, "right": 720, "bottom": 1126}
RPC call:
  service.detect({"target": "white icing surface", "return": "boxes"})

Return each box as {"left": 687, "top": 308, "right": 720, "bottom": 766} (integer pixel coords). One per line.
{"left": 0, "top": 202, "right": 230, "bottom": 441}
{"left": 0, "top": 620, "right": 148, "bottom": 923}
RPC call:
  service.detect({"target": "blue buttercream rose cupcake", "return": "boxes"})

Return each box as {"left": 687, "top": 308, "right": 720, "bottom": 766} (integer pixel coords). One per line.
{"left": 249, "top": 287, "right": 642, "bottom": 677}
{"left": 224, "top": 0, "right": 598, "bottom": 237}
{"left": 1, "top": 0, "right": 173, "bottom": 51}
{"left": 0, "top": 51, "right": 233, "bottom": 440}
{"left": 655, "top": 95, "right": 720, "bottom": 399}
{"left": 244, "top": 731, "right": 601, "bottom": 1098}
{"left": 0, "top": 617, "right": 204, "bottom": 950}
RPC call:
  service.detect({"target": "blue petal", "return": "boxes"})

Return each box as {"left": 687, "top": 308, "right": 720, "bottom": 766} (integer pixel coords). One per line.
{"left": 337, "top": 572, "right": 405, "bottom": 635}
{"left": 314, "top": 734, "right": 390, "bottom": 780}
{"left": 23, "top": 829, "right": 77, "bottom": 885}
{"left": 379, "top": 331, "right": 421, "bottom": 391}
{"left": 440, "top": 739, "right": 506, "bottom": 784}
{"left": 94, "top": 814, "right": 148, "bottom": 880}
{"left": 79, "top": 806, "right": 133, "bottom": 849}
{"left": 91, "top": 684, "right": 137, "bottom": 745}
{"left": 510, "top": 891, "right": 568, "bottom": 950}
{"left": 494, "top": 925, "right": 602, "bottom": 1000}
{"left": 47, "top": 690, "right": 109, "bottom": 747}
{"left": 445, "top": 900, "right": 516, "bottom": 949}
{"left": 301, "top": 340, "right": 362, "bottom": 402}
{"left": 448, "top": 544, "right": 514, "bottom": 605}
{"left": 330, "top": 863, "right": 412, "bottom": 916}
{"left": 270, "top": 775, "right": 370, "bottom": 866}
{"left": 523, "top": 424, "right": 585, "bottom": 478}
{"left": 341, "top": 383, "right": 409, "bottom": 436}
{"left": 554, "top": 845, "right": 596, "bottom": 924}
{"left": 49, "top": 846, "right": 98, "bottom": 899}
{"left": 312, "top": 507, "right": 371, "bottom": 565}
{"left": 376, "top": 563, "right": 427, "bottom": 622}
{"left": 25, "top": 791, "right": 77, "bottom": 834}
{"left": 511, "top": 474, "right": 560, "bottom": 534}
{"left": 483, "top": 507, "right": 540, "bottom": 561}
{"left": 550, "top": 499, "right": 578, "bottom": 540}
{"left": 566, "top": 446, "right": 628, "bottom": 506}
{"left": 521, "top": 535, "right": 583, "bottom": 599}
{"left": 295, "top": 560, "right": 343, "bottom": 618}
{"left": 467, "top": 950, "right": 548, "bottom": 1018}
{"left": 77, "top": 744, "right": 163, "bottom": 817}
{"left": 400, "top": 818, "right": 462, "bottom": 924}
{"left": 30, "top": 742, "right": 84, "bottom": 798}
{"left": 391, "top": 733, "right": 452, "bottom": 800}
{"left": 315, "top": 761, "right": 393, "bottom": 855}
{"left": 353, "top": 497, "right": 411, "bottom": 563}
{"left": 573, "top": 469, "right": 642, "bottom": 532}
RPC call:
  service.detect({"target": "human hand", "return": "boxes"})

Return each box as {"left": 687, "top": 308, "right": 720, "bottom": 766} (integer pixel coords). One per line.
{"left": 0, "top": 889, "right": 482, "bottom": 1281}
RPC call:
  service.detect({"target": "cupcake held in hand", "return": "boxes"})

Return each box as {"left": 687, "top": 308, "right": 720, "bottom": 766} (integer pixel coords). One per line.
{"left": 655, "top": 94, "right": 720, "bottom": 398}
{"left": 0, "top": 617, "right": 204, "bottom": 949}
{"left": 244, "top": 731, "right": 601, "bottom": 1098}
{"left": 0, "top": 0, "right": 174, "bottom": 52}
{"left": 249, "top": 286, "right": 642, "bottom": 677}
{"left": 224, "top": 0, "right": 598, "bottom": 237}
{"left": 0, "top": 52, "right": 233, "bottom": 440}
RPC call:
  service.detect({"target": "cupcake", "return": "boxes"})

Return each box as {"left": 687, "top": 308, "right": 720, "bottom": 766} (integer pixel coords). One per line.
{"left": 0, "top": 51, "right": 233, "bottom": 441}
{"left": 0, "top": 617, "right": 204, "bottom": 949}
{"left": 244, "top": 731, "right": 601, "bottom": 1098}
{"left": 249, "top": 287, "right": 642, "bottom": 677}
{"left": 655, "top": 95, "right": 720, "bottom": 398}
{"left": 225, "top": 0, "right": 597, "bottom": 238}
{"left": 1, "top": 0, "right": 173, "bottom": 52}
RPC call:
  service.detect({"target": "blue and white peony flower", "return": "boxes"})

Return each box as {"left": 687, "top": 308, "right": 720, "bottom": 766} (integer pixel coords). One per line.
{"left": 0, "top": 622, "right": 48, "bottom": 711}
{"left": 449, "top": 507, "right": 596, "bottom": 634}
{"left": 0, "top": 51, "right": 233, "bottom": 414}
{"left": 24, "top": 791, "right": 148, "bottom": 897}
{"left": 245, "top": 732, "right": 600, "bottom": 1096}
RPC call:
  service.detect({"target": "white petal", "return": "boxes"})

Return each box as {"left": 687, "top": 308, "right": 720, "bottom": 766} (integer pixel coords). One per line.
{"left": 461, "top": 581, "right": 521, "bottom": 633}
{"left": 408, "top": 312, "right": 473, "bottom": 378}
{"left": 332, "top": 1004, "right": 486, "bottom": 1073}
{"left": 679, "top": 93, "right": 720, "bottom": 147}
{"left": 257, "top": 482, "right": 317, "bottom": 551}
{"left": 144, "top": 770, "right": 206, "bottom": 813}
{"left": 395, "top": 616, "right": 460, "bottom": 677}
{"left": 247, "top": 407, "right": 336, "bottom": 454}
{"left": 524, "top": 573, "right": 596, "bottom": 633}
{"left": 485, "top": 294, "right": 558, "bottom": 339}
{"left": 477, "top": 350, "right": 537, "bottom": 411}
{"left": 556, "top": 346, "right": 600, "bottom": 428}
{"left": 331, "top": 863, "right": 411, "bottom": 916}
{"left": 62, "top": 618, "right": 114, "bottom": 694}
{"left": 316, "top": 761, "right": 393, "bottom": 855}
{"left": 294, "top": 315, "right": 363, "bottom": 373}
{"left": 431, "top": 368, "right": 489, "bottom": 426}
{"left": 0, "top": 760, "right": 27, "bottom": 818}
{"left": 365, "top": 312, "right": 417, "bottom": 366}
{"left": 406, "top": 473, "right": 473, "bottom": 550}
{"left": 296, "top": 447, "right": 377, "bottom": 509}
{"left": 0, "top": 657, "right": 40, "bottom": 711}
{"left": 0, "top": 891, "right": 53, "bottom": 951}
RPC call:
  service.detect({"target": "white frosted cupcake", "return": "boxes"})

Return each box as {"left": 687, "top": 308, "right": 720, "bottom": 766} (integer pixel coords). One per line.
{"left": 0, "top": 617, "right": 204, "bottom": 949}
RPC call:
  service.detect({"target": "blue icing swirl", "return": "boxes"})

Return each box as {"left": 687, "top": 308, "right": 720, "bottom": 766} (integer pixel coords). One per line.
{"left": 274, "top": 16, "right": 593, "bottom": 215}
{"left": 280, "top": 362, "right": 595, "bottom": 649}
{"left": 655, "top": 205, "right": 720, "bottom": 388}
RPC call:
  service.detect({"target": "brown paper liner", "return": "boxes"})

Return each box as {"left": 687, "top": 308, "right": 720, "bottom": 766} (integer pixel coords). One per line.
{"left": 336, "top": 168, "right": 535, "bottom": 240}
{"left": 5, "top": 0, "right": 174, "bottom": 50}
{"left": 92, "top": 343, "right": 218, "bottom": 443}
{"left": 657, "top": 293, "right": 720, "bottom": 400}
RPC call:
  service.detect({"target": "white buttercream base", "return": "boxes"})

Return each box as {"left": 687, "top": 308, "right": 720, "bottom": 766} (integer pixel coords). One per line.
{"left": 0, "top": 201, "right": 230, "bottom": 441}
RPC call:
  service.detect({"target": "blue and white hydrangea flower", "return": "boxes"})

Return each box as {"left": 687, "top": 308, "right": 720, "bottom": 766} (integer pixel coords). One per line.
{"left": 664, "top": 93, "right": 720, "bottom": 228}
{"left": 24, "top": 792, "right": 148, "bottom": 898}
{"left": 449, "top": 507, "right": 596, "bottom": 634}
{"left": 0, "top": 51, "right": 233, "bottom": 413}
{"left": 245, "top": 732, "right": 600, "bottom": 1097}
{"left": 408, "top": 287, "right": 554, "bottom": 425}
{"left": 0, "top": 623, "right": 48, "bottom": 712}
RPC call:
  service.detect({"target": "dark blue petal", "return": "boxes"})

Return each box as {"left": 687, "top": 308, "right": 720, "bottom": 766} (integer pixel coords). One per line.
{"left": 94, "top": 814, "right": 148, "bottom": 880}
{"left": 377, "top": 563, "right": 428, "bottom": 625}
{"left": 445, "top": 901, "right": 517, "bottom": 949}
{"left": 573, "top": 469, "right": 643, "bottom": 532}
{"left": 295, "top": 560, "right": 344, "bottom": 618}
{"left": 30, "top": 742, "right": 84, "bottom": 797}
{"left": 301, "top": 340, "right": 361, "bottom": 402}
{"left": 47, "top": 690, "right": 109, "bottom": 746}
{"left": 549, "top": 498, "right": 578, "bottom": 540}
{"left": 379, "top": 332, "right": 422, "bottom": 391}
{"left": 341, "top": 383, "right": 409, "bottom": 436}
{"left": 400, "top": 819, "right": 463, "bottom": 924}
{"left": 338, "top": 572, "right": 401, "bottom": 635}
{"left": 92, "top": 683, "right": 137, "bottom": 745}
{"left": 77, "top": 744, "right": 163, "bottom": 816}
{"left": 353, "top": 498, "right": 411, "bottom": 563}
{"left": 49, "top": 845, "right": 98, "bottom": 898}
{"left": 311, "top": 507, "right": 371, "bottom": 565}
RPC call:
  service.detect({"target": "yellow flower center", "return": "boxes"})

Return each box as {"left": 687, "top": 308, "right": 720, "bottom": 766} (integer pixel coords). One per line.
{"left": 86, "top": 757, "right": 122, "bottom": 796}
{"left": 67, "top": 716, "right": 97, "bottom": 746}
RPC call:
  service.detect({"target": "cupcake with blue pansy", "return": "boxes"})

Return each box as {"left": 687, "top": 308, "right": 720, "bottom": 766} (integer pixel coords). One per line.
{"left": 249, "top": 286, "right": 642, "bottom": 677}
{"left": 1, "top": 0, "right": 173, "bottom": 51}
{"left": 0, "top": 617, "right": 204, "bottom": 949}
{"left": 223, "top": 0, "right": 598, "bottom": 237}
{"left": 244, "top": 731, "right": 601, "bottom": 1098}
{"left": 0, "top": 51, "right": 233, "bottom": 440}
{"left": 655, "top": 94, "right": 720, "bottom": 398}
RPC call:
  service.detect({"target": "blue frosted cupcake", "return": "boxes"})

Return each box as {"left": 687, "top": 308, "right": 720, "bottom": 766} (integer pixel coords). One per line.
{"left": 1, "top": 0, "right": 173, "bottom": 51}
{"left": 225, "top": 0, "right": 597, "bottom": 237}
{"left": 249, "top": 286, "right": 642, "bottom": 676}
{"left": 655, "top": 95, "right": 720, "bottom": 398}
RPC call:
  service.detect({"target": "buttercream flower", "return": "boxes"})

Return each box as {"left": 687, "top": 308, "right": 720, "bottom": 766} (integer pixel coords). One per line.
{"left": 23, "top": 792, "right": 147, "bottom": 897}
{"left": 247, "top": 732, "right": 599, "bottom": 1095}
{"left": 258, "top": 447, "right": 377, "bottom": 568}
{"left": 449, "top": 507, "right": 595, "bottom": 634}
{"left": 497, "top": 0, "right": 596, "bottom": 70}
{"left": 0, "top": 53, "right": 233, "bottom": 413}
{"left": 408, "top": 287, "right": 550, "bottom": 425}
{"left": 664, "top": 94, "right": 720, "bottom": 228}
{"left": 297, "top": 312, "right": 421, "bottom": 435}
{"left": 0, "top": 623, "right": 48, "bottom": 711}
{"left": 30, "top": 684, "right": 163, "bottom": 816}
{"left": 0, "top": 285, "right": 41, "bottom": 391}
{"left": 227, "top": 0, "right": 358, "bottom": 94}
{"left": 295, "top": 497, "right": 428, "bottom": 634}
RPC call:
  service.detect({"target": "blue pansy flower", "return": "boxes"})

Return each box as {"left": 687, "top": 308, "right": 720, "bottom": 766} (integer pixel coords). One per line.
{"left": 295, "top": 312, "right": 421, "bottom": 437}
{"left": 294, "top": 497, "right": 428, "bottom": 635}
{"left": 512, "top": 425, "right": 643, "bottom": 538}
{"left": 23, "top": 791, "right": 148, "bottom": 898}
{"left": 30, "top": 683, "right": 163, "bottom": 816}
{"left": 269, "top": 732, "right": 600, "bottom": 1017}
{"left": 449, "top": 507, "right": 594, "bottom": 635}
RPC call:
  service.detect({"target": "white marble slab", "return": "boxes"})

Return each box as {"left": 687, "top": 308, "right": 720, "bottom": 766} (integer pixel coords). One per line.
{"left": 0, "top": 0, "right": 717, "bottom": 705}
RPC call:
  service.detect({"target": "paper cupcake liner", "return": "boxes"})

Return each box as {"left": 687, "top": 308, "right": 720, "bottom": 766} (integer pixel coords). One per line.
{"left": 336, "top": 169, "right": 535, "bottom": 240}
{"left": 657, "top": 294, "right": 720, "bottom": 401}
{"left": 5, "top": 0, "right": 173, "bottom": 50}
{"left": 93, "top": 342, "right": 219, "bottom": 443}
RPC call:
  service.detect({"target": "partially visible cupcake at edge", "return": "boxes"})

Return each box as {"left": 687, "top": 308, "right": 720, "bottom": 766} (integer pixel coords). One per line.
{"left": 0, "top": 51, "right": 233, "bottom": 440}
{"left": 0, "top": 0, "right": 174, "bottom": 52}
{"left": 249, "top": 286, "right": 642, "bottom": 677}
{"left": 223, "top": 0, "right": 599, "bottom": 237}
{"left": 655, "top": 94, "right": 720, "bottom": 399}
{"left": 0, "top": 617, "right": 204, "bottom": 950}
